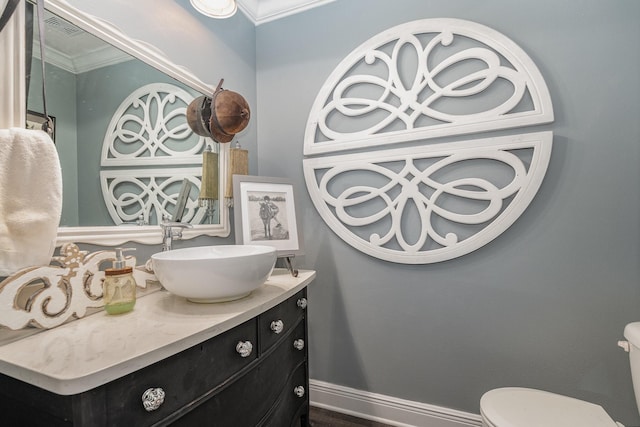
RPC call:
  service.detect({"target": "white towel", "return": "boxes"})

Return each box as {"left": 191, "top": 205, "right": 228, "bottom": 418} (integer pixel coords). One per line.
{"left": 0, "top": 128, "right": 62, "bottom": 276}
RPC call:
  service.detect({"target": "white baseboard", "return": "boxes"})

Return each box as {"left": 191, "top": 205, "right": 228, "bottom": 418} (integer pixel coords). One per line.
{"left": 309, "top": 379, "right": 483, "bottom": 427}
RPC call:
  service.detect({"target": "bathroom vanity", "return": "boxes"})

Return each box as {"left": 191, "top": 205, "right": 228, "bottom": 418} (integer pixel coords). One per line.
{"left": 0, "top": 269, "right": 315, "bottom": 426}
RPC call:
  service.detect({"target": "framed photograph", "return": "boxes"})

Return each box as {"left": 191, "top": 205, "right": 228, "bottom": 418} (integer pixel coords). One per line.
{"left": 26, "top": 110, "right": 56, "bottom": 143}
{"left": 233, "top": 175, "right": 304, "bottom": 258}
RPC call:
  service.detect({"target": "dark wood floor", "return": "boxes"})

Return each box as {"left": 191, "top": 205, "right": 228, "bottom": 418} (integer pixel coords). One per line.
{"left": 309, "top": 406, "right": 393, "bottom": 427}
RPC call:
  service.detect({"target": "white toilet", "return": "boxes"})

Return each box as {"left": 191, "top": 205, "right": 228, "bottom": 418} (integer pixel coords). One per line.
{"left": 479, "top": 322, "right": 640, "bottom": 427}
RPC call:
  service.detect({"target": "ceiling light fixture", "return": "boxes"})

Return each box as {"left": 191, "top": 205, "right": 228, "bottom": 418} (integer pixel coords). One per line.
{"left": 190, "top": 0, "right": 237, "bottom": 19}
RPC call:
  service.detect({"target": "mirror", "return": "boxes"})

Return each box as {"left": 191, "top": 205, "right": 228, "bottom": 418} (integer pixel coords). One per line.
{"left": 23, "top": 0, "right": 230, "bottom": 245}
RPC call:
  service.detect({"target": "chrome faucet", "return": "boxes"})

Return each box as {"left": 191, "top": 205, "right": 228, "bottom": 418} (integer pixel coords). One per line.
{"left": 161, "top": 219, "right": 193, "bottom": 251}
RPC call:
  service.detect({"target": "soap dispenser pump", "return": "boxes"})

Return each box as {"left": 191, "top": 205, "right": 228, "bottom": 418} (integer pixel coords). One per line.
{"left": 103, "top": 248, "right": 137, "bottom": 315}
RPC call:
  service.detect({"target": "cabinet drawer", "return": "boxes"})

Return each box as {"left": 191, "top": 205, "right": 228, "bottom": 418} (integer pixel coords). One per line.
{"left": 259, "top": 289, "right": 307, "bottom": 353}
{"left": 262, "top": 362, "right": 308, "bottom": 427}
{"left": 106, "top": 318, "right": 258, "bottom": 426}
{"left": 172, "top": 320, "right": 307, "bottom": 427}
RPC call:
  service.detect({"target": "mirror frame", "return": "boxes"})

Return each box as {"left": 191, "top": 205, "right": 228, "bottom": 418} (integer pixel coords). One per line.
{"left": 0, "top": 0, "right": 25, "bottom": 129}
{"left": 18, "top": 0, "right": 230, "bottom": 245}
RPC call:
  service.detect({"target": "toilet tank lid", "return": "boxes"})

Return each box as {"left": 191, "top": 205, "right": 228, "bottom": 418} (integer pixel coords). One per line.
{"left": 480, "top": 388, "right": 618, "bottom": 427}
{"left": 624, "top": 322, "right": 640, "bottom": 347}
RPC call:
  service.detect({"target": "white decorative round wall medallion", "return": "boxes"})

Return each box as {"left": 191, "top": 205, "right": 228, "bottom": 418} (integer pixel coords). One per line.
{"left": 303, "top": 18, "right": 554, "bottom": 264}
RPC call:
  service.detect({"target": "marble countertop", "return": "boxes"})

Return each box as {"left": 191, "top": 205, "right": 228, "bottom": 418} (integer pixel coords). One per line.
{"left": 0, "top": 269, "right": 315, "bottom": 395}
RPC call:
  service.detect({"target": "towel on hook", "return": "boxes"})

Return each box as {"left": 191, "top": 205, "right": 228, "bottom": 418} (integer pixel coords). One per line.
{"left": 0, "top": 128, "right": 62, "bottom": 276}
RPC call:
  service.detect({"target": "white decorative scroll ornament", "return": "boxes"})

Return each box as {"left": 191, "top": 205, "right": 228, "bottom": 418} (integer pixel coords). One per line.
{"left": 100, "top": 83, "right": 209, "bottom": 225}
{"left": 0, "top": 243, "right": 156, "bottom": 330}
{"left": 100, "top": 168, "right": 205, "bottom": 226}
{"left": 303, "top": 18, "right": 554, "bottom": 264}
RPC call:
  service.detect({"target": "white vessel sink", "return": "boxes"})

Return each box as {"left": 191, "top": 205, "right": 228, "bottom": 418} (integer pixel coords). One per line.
{"left": 151, "top": 245, "right": 277, "bottom": 303}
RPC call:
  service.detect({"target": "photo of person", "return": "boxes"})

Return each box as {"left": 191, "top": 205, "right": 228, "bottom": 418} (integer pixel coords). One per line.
{"left": 247, "top": 191, "right": 289, "bottom": 241}
{"left": 234, "top": 175, "right": 303, "bottom": 258}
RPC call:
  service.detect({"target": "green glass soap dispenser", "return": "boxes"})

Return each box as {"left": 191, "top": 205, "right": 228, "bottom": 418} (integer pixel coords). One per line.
{"left": 103, "top": 248, "right": 137, "bottom": 315}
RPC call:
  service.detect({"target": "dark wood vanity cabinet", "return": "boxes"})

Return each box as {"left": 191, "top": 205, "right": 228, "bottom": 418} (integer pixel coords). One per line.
{"left": 0, "top": 288, "right": 310, "bottom": 427}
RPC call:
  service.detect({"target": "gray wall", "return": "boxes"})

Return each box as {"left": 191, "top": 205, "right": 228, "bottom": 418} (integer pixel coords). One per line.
{"left": 255, "top": 0, "right": 640, "bottom": 424}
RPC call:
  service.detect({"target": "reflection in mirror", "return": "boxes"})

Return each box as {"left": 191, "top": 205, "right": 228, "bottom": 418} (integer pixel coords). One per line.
{"left": 26, "top": 5, "right": 218, "bottom": 227}
{"left": 20, "top": 0, "right": 230, "bottom": 245}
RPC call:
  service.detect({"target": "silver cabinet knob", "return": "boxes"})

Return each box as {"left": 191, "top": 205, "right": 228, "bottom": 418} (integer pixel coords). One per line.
{"left": 296, "top": 298, "right": 308, "bottom": 309}
{"left": 236, "top": 340, "right": 253, "bottom": 358}
{"left": 293, "top": 385, "right": 305, "bottom": 398}
{"left": 142, "top": 387, "right": 165, "bottom": 412}
{"left": 270, "top": 320, "right": 284, "bottom": 334}
{"left": 293, "top": 339, "right": 305, "bottom": 350}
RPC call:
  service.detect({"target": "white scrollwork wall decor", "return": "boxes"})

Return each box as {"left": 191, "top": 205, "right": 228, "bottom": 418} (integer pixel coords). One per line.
{"left": 0, "top": 243, "right": 156, "bottom": 330}
{"left": 101, "top": 83, "right": 206, "bottom": 167}
{"left": 100, "top": 168, "right": 205, "bottom": 226}
{"left": 100, "top": 83, "right": 211, "bottom": 225}
{"left": 303, "top": 19, "right": 554, "bottom": 264}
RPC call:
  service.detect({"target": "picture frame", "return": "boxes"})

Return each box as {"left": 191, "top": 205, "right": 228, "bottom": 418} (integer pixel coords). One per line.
{"left": 26, "top": 110, "right": 56, "bottom": 143}
{"left": 233, "top": 175, "right": 304, "bottom": 258}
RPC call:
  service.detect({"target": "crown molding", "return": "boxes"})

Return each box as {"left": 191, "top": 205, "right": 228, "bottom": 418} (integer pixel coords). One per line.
{"left": 237, "top": 0, "right": 336, "bottom": 25}
{"left": 33, "top": 40, "right": 131, "bottom": 74}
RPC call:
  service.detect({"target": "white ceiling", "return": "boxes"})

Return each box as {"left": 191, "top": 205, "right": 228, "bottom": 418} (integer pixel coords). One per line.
{"left": 237, "top": 0, "right": 337, "bottom": 25}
